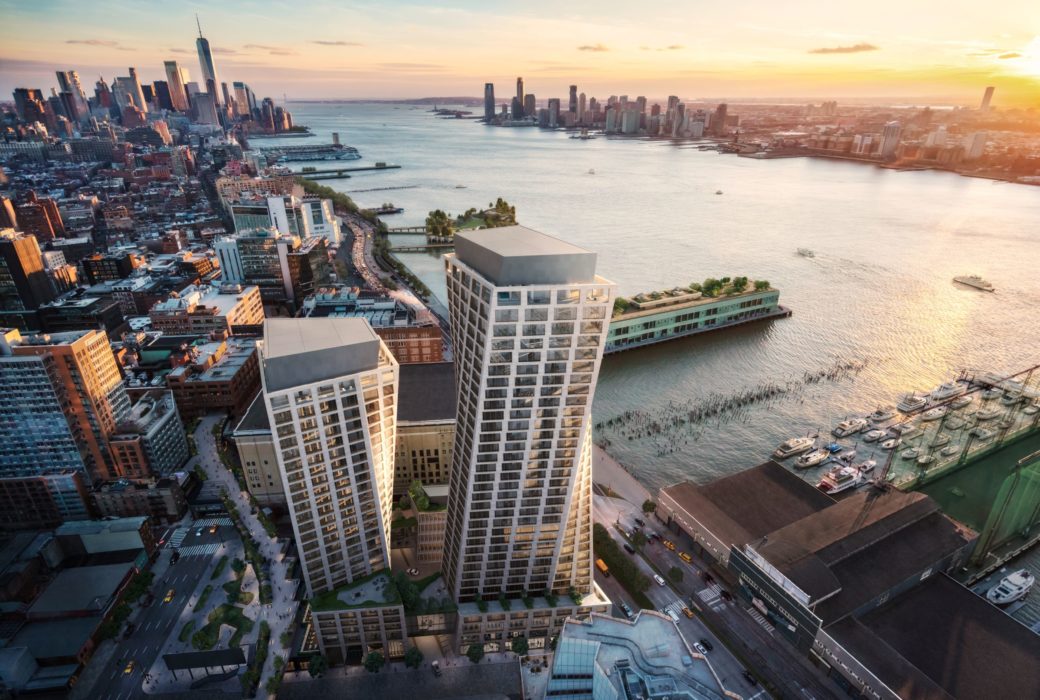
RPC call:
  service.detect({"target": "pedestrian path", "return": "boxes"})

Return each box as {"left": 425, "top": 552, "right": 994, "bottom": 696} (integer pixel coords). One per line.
{"left": 175, "top": 542, "right": 220, "bottom": 558}
{"left": 746, "top": 607, "right": 775, "bottom": 634}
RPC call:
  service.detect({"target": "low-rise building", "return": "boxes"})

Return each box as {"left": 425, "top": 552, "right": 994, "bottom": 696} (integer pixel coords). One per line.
{"left": 149, "top": 282, "right": 264, "bottom": 335}
{"left": 232, "top": 395, "right": 284, "bottom": 507}
{"left": 309, "top": 572, "right": 407, "bottom": 665}
{"left": 547, "top": 611, "right": 733, "bottom": 699}
{"left": 407, "top": 482, "right": 448, "bottom": 564}
{"left": 0, "top": 470, "right": 92, "bottom": 530}
{"left": 165, "top": 337, "right": 260, "bottom": 420}
{"left": 302, "top": 287, "right": 443, "bottom": 364}
{"left": 91, "top": 476, "right": 188, "bottom": 524}
{"left": 607, "top": 283, "right": 787, "bottom": 353}
{"left": 108, "top": 390, "right": 190, "bottom": 478}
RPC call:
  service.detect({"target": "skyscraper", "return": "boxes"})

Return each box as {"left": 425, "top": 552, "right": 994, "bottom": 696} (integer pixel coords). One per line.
{"left": 515, "top": 77, "right": 524, "bottom": 116}
{"left": 578, "top": 92, "right": 586, "bottom": 124}
{"left": 879, "top": 121, "right": 902, "bottom": 159}
{"left": 548, "top": 98, "right": 561, "bottom": 127}
{"left": 164, "top": 61, "right": 190, "bottom": 111}
{"left": 568, "top": 85, "right": 578, "bottom": 115}
{"left": 127, "top": 67, "right": 148, "bottom": 113}
{"left": 483, "top": 82, "right": 495, "bottom": 122}
{"left": 55, "top": 70, "right": 88, "bottom": 122}
{"left": 195, "top": 16, "right": 222, "bottom": 106}
{"left": 0, "top": 228, "right": 56, "bottom": 310}
{"left": 713, "top": 103, "right": 728, "bottom": 136}
{"left": 523, "top": 93, "right": 536, "bottom": 119}
{"left": 7, "top": 328, "right": 131, "bottom": 482}
{"left": 980, "top": 86, "right": 994, "bottom": 112}
{"left": 259, "top": 318, "right": 398, "bottom": 595}
{"left": 441, "top": 227, "right": 615, "bottom": 603}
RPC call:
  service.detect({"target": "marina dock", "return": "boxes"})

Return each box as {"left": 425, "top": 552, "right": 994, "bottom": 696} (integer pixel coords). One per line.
{"left": 297, "top": 164, "right": 402, "bottom": 180}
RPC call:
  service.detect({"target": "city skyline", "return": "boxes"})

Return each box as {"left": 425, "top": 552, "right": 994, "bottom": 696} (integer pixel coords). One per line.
{"left": 2, "top": 1, "right": 1040, "bottom": 104}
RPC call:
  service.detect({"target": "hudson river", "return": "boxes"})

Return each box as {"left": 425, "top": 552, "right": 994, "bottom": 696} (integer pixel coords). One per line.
{"left": 281, "top": 102, "right": 1040, "bottom": 486}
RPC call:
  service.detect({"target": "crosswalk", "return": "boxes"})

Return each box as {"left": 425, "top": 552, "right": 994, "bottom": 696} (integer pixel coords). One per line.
{"left": 174, "top": 542, "right": 220, "bottom": 557}
{"left": 169, "top": 528, "right": 189, "bottom": 548}
{"left": 696, "top": 584, "right": 733, "bottom": 613}
{"left": 662, "top": 597, "right": 688, "bottom": 618}
{"left": 746, "top": 606, "right": 775, "bottom": 634}
{"left": 193, "top": 517, "right": 233, "bottom": 527}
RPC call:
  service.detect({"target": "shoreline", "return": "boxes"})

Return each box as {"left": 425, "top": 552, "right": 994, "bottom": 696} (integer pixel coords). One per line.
{"left": 592, "top": 444, "right": 651, "bottom": 507}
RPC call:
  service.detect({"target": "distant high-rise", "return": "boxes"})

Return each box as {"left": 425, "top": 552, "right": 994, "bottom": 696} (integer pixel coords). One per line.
{"left": 233, "top": 82, "right": 255, "bottom": 117}
{"left": 568, "top": 85, "right": 578, "bottom": 115}
{"left": 442, "top": 227, "right": 615, "bottom": 603}
{"left": 547, "top": 98, "right": 561, "bottom": 127}
{"left": 259, "top": 317, "right": 398, "bottom": 596}
{"left": 980, "top": 86, "right": 994, "bottom": 112}
{"left": 192, "top": 92, "right": 220, "bottom": 125}
{"left": 483, "top": 83, "right": 495, "bottom": 121}
{"left": 515, "top": 77, "right": 524, "bottom": 116}
{"left": 879, "top": 121, "right": 902, "bottom": 159}
{"left": 55, "top": 70, "right": 88, "bottom": 122}
{"left": 164, "top": 61, "right": 190, "bottom": 111}
{"left": 511, "top": 96, "right": 523, "bottom": 121}
{"left": 152, "top": 80, "right": 174, "bottom": 111}
{"left": 713, "top": 103, "right": 728, "bottom": 136}
{"left": 195, "top": 16, "right": 222, "bottom": 106}
{"left": 523, "top": 94, "right": 536, "bottom": 119}
{"left": 578, "top": 92, "right": 586, "bottom": 124}
{"left": 13, "top": 88, "right": 47, "bottom": 122}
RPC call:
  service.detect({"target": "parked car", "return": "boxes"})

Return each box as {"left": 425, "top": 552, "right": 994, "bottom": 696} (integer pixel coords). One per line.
{"left": 623, "top": 543, "right": 636, "bottom": 554}
{"left": 666, "top": 609, "right": 680, "bottom": 623}
{"left": 431, "top": 660, "right": 441, "bottom": 677}
{"left": 698, "top": 638, "right": 714, "bottom": 652}
{"left": 743, "top": 670, "right": 758, "bottom": 686}
{"left": 653, "top": 574, "right": 666, "bottom": 586}
{"left": 634, "top": 517, "right": 645, "bottom": 527}
{"left": 720, "top": 590, "right": 733, "bottom": 602}
{"left": 693, "top": 642, "right": 708, "bottom": 655}
{"left": 619, "top": 602, "right": 633, "bottom": 618}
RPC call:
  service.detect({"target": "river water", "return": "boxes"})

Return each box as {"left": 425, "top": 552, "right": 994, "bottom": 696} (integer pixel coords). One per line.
{"left": 269, "top": 103, "right": 1040, "bottom": 626}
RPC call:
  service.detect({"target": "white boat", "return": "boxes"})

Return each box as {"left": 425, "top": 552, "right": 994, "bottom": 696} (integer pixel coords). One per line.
{"left": 838, "top": 449, "right": 857, "bottom": 462}
{"left": 862, "top": 429, "right": 886, "bottom": 443}
{"left": 797, "top": 248, "right": 815, "bottom": 258}
{"left": 879, "top": 438, "right": 901, "bottom": 450}
{"left": 930, "top": 382, "right": 966, "bottom": 401}
{"left": 897, "top": 393, "right": 928, "bottom": 413}
{"left": 949, "top": 394, "right": 973, "bottom": 410}
{"left": 953, "top": 275, "right": 995, "bottom": 292}
{"left": 816, "top": 465, "right": 863, "bottom": 494}
{"left": 982, "top": 387, "right": 1002, "bottom": 401}
{"left": 901, "top": 447, "right": 920, "bottom": 460}
{"left": 892, "top": 423, "right": 921, "bottom": 439}
{"left": 1024, "top": 401, "right": 1040, "bottom": 416}
{"left": 917, "top": 454, "right": 935, "bottom": 466}
{"left": 940, "top": 444, "right": 961, "bottom": 458}
{"left": 977, "top": 406, "right": 1002, "bottom": 421}
{"left": 930, "top": 432, "right": 952, "bottom": 448}
{"left": 997, "top": 418, "right": 1015, "bottom": 430}
{"left": 856, "top": 459, "right": 877, "bottom": 474}
{"left": 774, "top": 436, "right": 815, "bottom": 459}
{"left": 1001, "top": 392, "right": 1023, "bottom": 406}
{"left": 920, "top": 406, "right": 947, "bottom": 421}
{"left": 969, "top": 426, "right": 995, "bottom": 441}
{"left": 832, "top": 418, "right": 869, "bottom": 437}
{"left": 945, "top": 416, "right": 967, "bottom": 431}
{"left": 868, "top": 406, "right": 897, "bottom": 423}
{"left": 795, "top": 449, "right": 830, "bottom": 469}
{"left": 986, "top": 569, "right": 1035, "bottom": 605}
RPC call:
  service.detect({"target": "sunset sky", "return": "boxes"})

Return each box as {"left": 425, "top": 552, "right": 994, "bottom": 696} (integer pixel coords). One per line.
{"left": 2, "top": 0, "right": 1040, "bottom": 105}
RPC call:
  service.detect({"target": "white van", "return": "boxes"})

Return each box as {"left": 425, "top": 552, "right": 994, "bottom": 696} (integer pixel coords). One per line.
{"left": 653, "top": 574, "right": 666, "bottom": 586}
{"left": 666, "top": 609, "right": 680, "bottom": 623}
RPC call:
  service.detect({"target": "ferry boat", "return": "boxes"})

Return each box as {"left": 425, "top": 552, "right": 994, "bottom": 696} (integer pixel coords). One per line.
{"left": 862, "top": 429, "right": 886, "bottom": 443}
{"left": 930, "top": 382, "right": 966, "bottom": 401}
{"left": 817, "top": 465, "right": 863, "bottom": 494}
{"left": 773, "top": 436, "right": 815, "bottom": 459}
{"left": 897, "top": 393, "right": 928, "bottom": 413}
{"left": 795, "top": 449, "right": 830, "bottom": 469}
{"left": 868, "top": 406, "right": 897, "bottom": 423}
{"left": 920, "top": 406, "right": 947, "bottom": 421}
{"left": 953, "top": 275, "right": 995, "bottom": 292}
{"left": 986, "top": 570, "right": 1035, "bottom": 605}
{"left": 262, "top": 143, "right": 362, "bottom": 163}
{"left": 832, "top": 417, "right": 869, "bottom": 437}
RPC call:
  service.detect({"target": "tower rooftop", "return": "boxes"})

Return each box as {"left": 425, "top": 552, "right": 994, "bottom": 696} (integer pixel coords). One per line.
{"left": 261, "top": 317, "right": 382, "bottom": 391}
{"left": 454, "top": 226, "right": 598, "bottom": 286}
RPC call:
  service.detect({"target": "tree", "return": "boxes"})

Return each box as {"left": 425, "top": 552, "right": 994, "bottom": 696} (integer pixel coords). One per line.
{"left": 403, "top": 645, "right": 424, "bottom": 669}
{"left": 631, "top": 530, "right": 647, "bottom": 551}
{"left": 668, "top": 566, "right": 684, "bottom": 583}
{"left": 511, "top": 636, "right": 529, "bottom": 657}
{"left": 642, "top": 499, "right": 657, "bottom": 515}
{"left": 364, "top": 651, "right": 385, "bottom": 673}
{"left": 308, "top": 653, "right": 328, "bottom": 678}
{"left": 754, "top": 280, "right": 770, "bottom": 291}
{"left": 466, "top": 643, "right": 486, "bottom": 664}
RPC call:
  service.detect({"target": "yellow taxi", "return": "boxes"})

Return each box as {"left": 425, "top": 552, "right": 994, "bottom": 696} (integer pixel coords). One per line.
{"left": 679, "top": 552, "right": 692, "bottom": 563}
{"left": 663, "top": 540, "right": 676, "bottom": 551}
{"left": 124, "top": 659, "right": 136, "bottom": 675}
{"left": 163, "top": 588, "right": 175, "bottom": 603}
{"left": 682, "top": 607, "right": 695, "bottom": 618}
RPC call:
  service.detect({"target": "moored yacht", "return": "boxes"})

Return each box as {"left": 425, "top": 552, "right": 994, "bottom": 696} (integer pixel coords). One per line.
{"left": 977, "top": 405, "right": 1003, "bottom": 421}
{"left": 856, "top": 459, "right": 877, "bottom": 473}
{"left": 930, "top": 432, "right": 952, "bottom": 448}
{"left": 879, "top": 437, "right": 901, "bottom": 450}
{"left": 940, "top": 444, "right": 961, "bottom": 458}
{"left": 795, "top": 449, "right": 830, "bottom": 469}
{"left": 930, "top": 382, "right": 966, "bottom": 401}
{"left": 863, "top": 429, "right": 886, "bottom": 443}
{"left": 945, "top": 416, "right": 967, "bottom": 431}
{"left": 949, "top": 394, "right": 973, "bottom": 410}
{"left": 774, "top": 436, "right": 815, "bottom": 459}
{"left": 832, "top": 417, "right": 869, "bottom": 437}
{"left": 901, "top": 447, "right": 920, "bottom": 460}
{"left": 816, "top": 465, "right": 863, "bottom": 494}
{"left": 986, "top": 570, "right": 1035, "bottom": 605}
{"left": 897, "top": 393, "right": 928, "bottom": 413}
{"left": 921, "top": 406, "right": 947, "bottom": 421}
{"left": 868, "top": 406, "right": 897, "bottom": 423}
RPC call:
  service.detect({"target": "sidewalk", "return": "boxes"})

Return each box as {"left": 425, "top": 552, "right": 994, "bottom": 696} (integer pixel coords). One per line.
{"left": 592, "top": 445, "right": 651, "bottom": 507}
